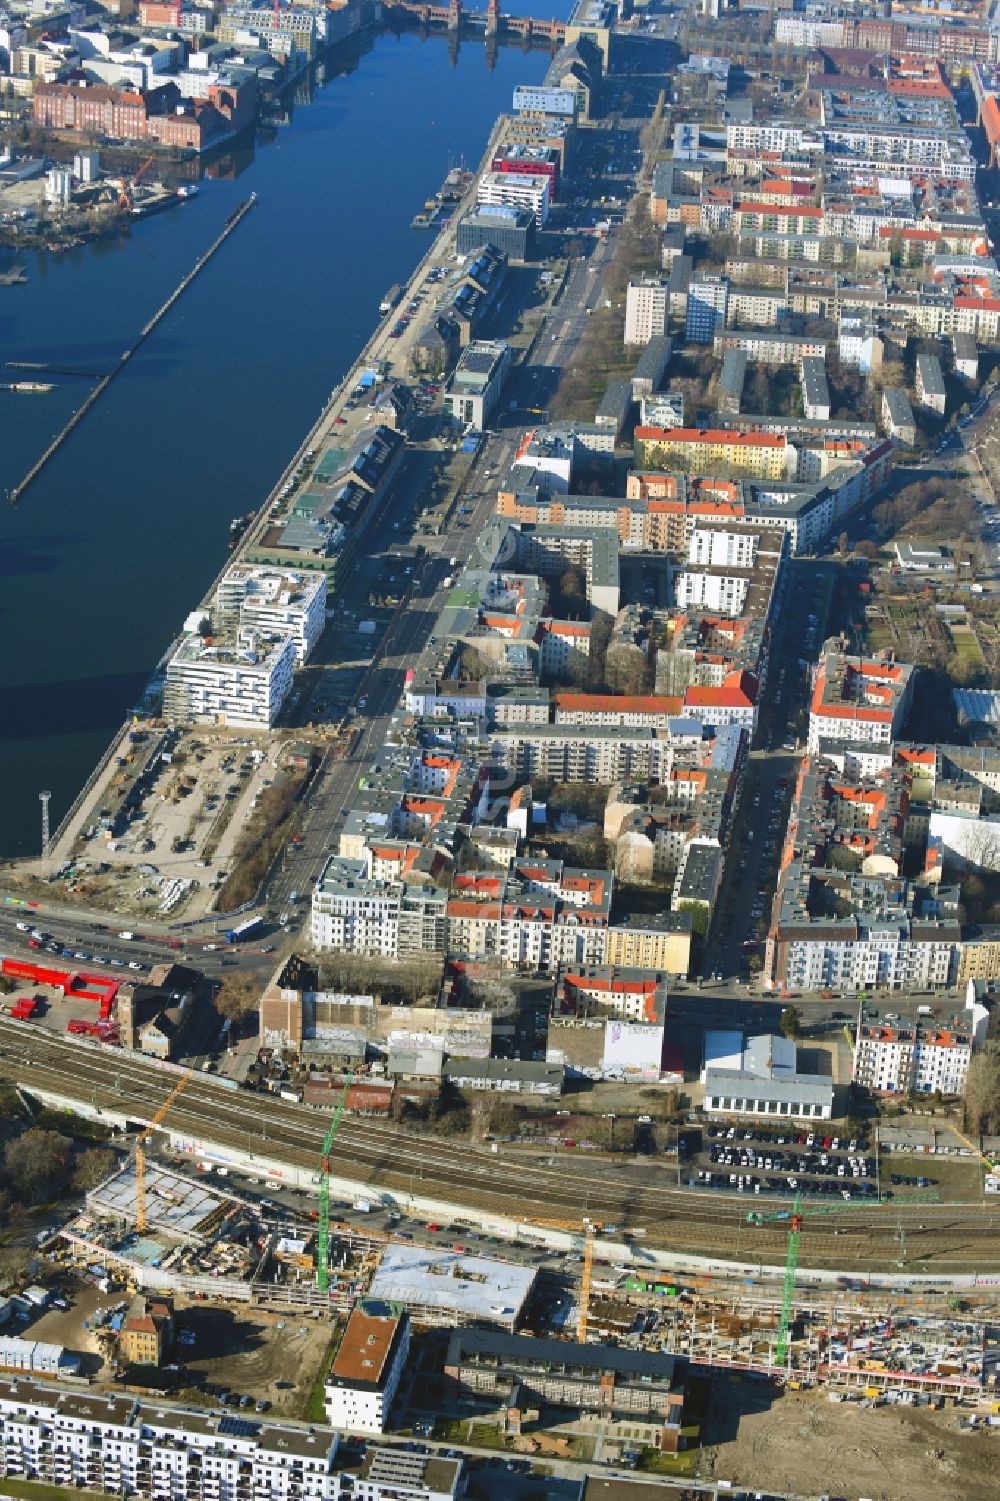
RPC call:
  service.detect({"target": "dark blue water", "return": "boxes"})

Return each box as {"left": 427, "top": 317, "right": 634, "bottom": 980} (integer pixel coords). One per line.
{"left": 0, "top": 23, "right": 563, "bottom": 856}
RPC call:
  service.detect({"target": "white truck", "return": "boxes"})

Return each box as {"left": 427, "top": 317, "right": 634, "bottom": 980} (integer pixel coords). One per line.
{"left": 353, "top": 1198, "right": 372, "bottom": 1213}
{"left": 118, "top": 931, "right": 134, "bottom": 941}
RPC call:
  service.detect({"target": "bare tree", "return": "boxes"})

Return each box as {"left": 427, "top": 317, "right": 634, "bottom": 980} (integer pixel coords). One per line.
{"left": 4, "top": 1129, "right": 72, "bottom": 1204}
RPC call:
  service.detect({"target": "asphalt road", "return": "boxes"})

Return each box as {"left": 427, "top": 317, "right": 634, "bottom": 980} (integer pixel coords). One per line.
{"left": 702, "top": 559, "right": 839, "bottom": 987}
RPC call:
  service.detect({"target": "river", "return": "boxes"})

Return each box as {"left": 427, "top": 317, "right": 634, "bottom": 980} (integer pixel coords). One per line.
{"left": 0, "top": 14, "right": 567, "bottom": 856}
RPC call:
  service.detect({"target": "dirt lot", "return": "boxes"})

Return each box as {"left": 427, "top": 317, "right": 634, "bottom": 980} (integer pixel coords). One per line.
{"left": 700, "top": 1380, "right": 1000, "bottom": 1501}
{"left": 173, "top": 1301, "right": 333, "bottom": 1417}
{"left": 24, "top": 1282, "right": 118, "bottom": 1377}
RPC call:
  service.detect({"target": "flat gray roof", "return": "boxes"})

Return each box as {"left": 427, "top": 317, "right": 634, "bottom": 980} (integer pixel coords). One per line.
{"left": 369, "top": 1244, "right": 535, "bottom": 1320}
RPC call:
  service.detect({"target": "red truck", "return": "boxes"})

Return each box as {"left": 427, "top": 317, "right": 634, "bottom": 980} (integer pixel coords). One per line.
{"left": 11, "top": 997, "right": 40, "bottom": 1020}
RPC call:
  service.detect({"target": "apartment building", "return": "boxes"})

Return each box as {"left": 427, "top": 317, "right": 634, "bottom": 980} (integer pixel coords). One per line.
{"left": 915, "top": 350, "right": 947, "bottom": 414}
{"left": 162, "top": 628, "right": 295, "bottom": 729}
{"left": 713, "top": 331, "right": 828, "bottom": 366}
{"left": 957, "top": 926, "right": 1000, "bottom": 982}
{"left": 0, "top": 1378, "right": 461, "bottom": 1501}
{"left": 685, "top": 276, "right": 729, "bottom": 343}
{"left": 953, "top": 331, "right": 979, "bottom": 381}
{"left": 717, "top": 348, "right": 746, "bottom": 416}
{"left": 325, "top": 1308, "right": 410, "bottom": 1436}
{"left": 490, "top": 723, "right": 700, "bottom": 785}
{"left": 444, "top": 340, "right": 512, "bottom": 429}
{"left": 512, "top": 83, "right": 577, "bottom": 119}
{"left": 119, "top": 1296, "right": 174, "bottom": 1368}
{"left": 767, "top": 907, "right": 960, "bottom": 993}
{"left": 477, "top": 169, "right": 550, "bottom": 226}
{"left": 807, "top": 650, "right": 915, "bottom": 752}
{"left": 800, "top": 357, "right": 831, "bottom": 422}
{"left": 310, "top": 858, "right": 447, "bottom": 959}
{"left": 634, "top": 426, "right": 794, "bottom": 481}
{"left": 444, "top": 860, "right": 614, "bottom": 973}
{"left": 215, "top": 564, "right": 326, "bottom": 664}
{"left": 624, "top": 277, "right": 669, "bottom": 346}
{"left": 853, "top": 1001, "right": 980, "bottom": 1096}
{"left": 882, "top": 386, "right": 917, "bottom": 446}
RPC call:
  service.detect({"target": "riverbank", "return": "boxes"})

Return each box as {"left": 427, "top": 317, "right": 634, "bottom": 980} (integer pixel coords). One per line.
{"left": 27, "top": 99, "right": 511, "bottom": 881}
{"left": 1, "top": 51, "right": 545, "bottom": 878}
{"left": 0, "top": 24, "right": 558, "bottom": 857}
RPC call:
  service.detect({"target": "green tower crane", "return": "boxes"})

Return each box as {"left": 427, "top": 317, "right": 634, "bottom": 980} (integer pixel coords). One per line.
{"left": 748, "top": 1189, "right": 939, "bottom": 1365}
{"left": 316, "top": 1073, "right": 353, "bottom": 1293}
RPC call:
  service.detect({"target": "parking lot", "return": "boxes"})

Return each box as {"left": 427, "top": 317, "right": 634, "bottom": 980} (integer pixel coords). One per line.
{"left": 687, "top": 1123, "right": 911, "bottom": 1204}
{"left": 54, "top": 729, "right": 305, "bottom": 920}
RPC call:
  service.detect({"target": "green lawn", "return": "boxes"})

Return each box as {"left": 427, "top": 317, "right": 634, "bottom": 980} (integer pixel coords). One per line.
{"left": 303, "top": 1324, "right": 341, "bottom": 1422}
{"left": 0, "top": 1482, "right": 123, "bottom": 1501}
{"left": 949, "top": 627, "right": 983, "bottom": 663}
{"left": 637, "top": 1447, "right": 699, "bottom": 1476}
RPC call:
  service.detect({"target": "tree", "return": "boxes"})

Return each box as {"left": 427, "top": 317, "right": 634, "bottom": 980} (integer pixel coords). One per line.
{"left": 780, "top": 1005, "right": 802, "bottom": 1040}
{"left": 72, "top": 1147, "right": 118, "bottom": 1192}
{"left": 4, "top": 1129, "right": 72, "bottom": 1204}
{"left": 215, "top": 975, "right": 261, "bottom": 1025}
{"left": 456, "top": 644, "right": 492, "bottom": 683}
{"left": 676, "top": 900, "right": 708, "bottom": 937}
{"left": 0, "top": 1246, "right": 32, "bottom": 1285}
{"left": 962, "top": 1042, "right": 1000, "bottom": 1136}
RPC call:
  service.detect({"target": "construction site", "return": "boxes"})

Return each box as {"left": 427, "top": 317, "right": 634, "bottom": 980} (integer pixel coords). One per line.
{"left": 59, "top": 1158, "right": 384, "bottom": 1312}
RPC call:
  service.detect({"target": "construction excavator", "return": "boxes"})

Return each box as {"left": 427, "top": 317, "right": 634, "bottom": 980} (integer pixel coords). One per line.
{"left": 118, "top": 155, "right": 156, "bottom": 213}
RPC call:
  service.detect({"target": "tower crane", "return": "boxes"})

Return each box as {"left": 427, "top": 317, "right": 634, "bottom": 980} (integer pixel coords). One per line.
{"left": 316, "top": 1072, "right": 353, "bottom": 1293}
{"left": 520, "top": 1217, "right": 602, "bottom": 1342}
{"left": 135, "top": 1068, "right": 194, "bottom": 1234}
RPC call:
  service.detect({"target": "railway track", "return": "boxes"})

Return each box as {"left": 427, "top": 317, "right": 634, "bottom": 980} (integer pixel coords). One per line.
{"left": 3, "top": 1022, "right": 999, "bottom": 1274}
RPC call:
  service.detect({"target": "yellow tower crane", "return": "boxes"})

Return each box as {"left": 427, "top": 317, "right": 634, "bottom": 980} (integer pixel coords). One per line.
{"left": 520, "top": 1217, "right": 603, "bottom": 1342}
{"left": 135, "top": 1069, "right": 194, "bottom": 1234}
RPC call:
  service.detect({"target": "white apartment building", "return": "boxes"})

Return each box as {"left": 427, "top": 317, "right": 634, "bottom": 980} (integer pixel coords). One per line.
{"left": 512, "top": 83, "right": 576, "bottom": 119}
{"left": 497, "top": 906, "right": 608, "bottom": 970}
{"left": 215, "top": 564, "right": 327, "bottom": 664}
{"left": 325, "top": 1309, "right": 410, "bottom": 1436}
{"left": 774, "top": 14, "right": 844, "bottom": 46}
{"left": 624, "top": 277, "right": 669, "bottom": 346}
{"left": 915, "top": 350, "right": 947, "bottom": 415}
{"left": 490, "top": 721, "right": 707, "bottom": 785}
{"left": 675, "top": 568, "right": 749, "bottom": 615}
{"left": 773, "top": 922, "right": 958, "bottom": 994}
{"left": 726, "top": 122, "right": 814, "bottom": 156}
{"left": 477, "top": 169, "right": 550, "bottom": 226}
{"left": 311, "top": 858, "right": 402, "bottom": 955}
{"left": 687, "top": 526, "right": 759, "bottom": 570}
{"left": 163, "top": 628, "right": 295, "bottom": 729}
{"left": 311, "top": 860, "right": 447, "bottom": 958}
{"left": 537, "top": 619, "right": 590, "bottom": 676}
{"left": 0, "top": 1377, "right": 461, "bottom": 1501}
{"left": 839, "top": 315, "right": 881, "bottom": 374}
{"left": 853, "top": 1004, "right": 976, "bottom": 1096}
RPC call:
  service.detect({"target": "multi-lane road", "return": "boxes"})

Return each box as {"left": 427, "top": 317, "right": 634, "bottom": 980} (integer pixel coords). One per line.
{"left": 260, "top": 214, "right": 621, "bottom": 927}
